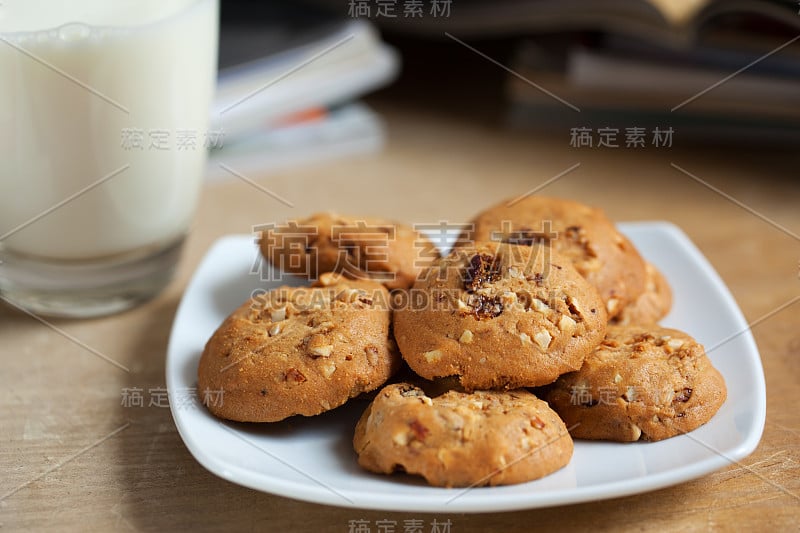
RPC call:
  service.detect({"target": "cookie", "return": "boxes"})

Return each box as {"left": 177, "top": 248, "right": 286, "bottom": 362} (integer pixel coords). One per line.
{"left": 394, "top": 241, "right": 608, "bottom": 389}
{"left": 197, "top": 273, "right": 399, "bottom": 422}
{"left": 260, "top": 212, "right": 437, "bottom": 290}
{"left": 543, "top": 325, "right": 727, "bottom": 442}
{"left": 353, "top": 383, "right": 573, "bottom": 487}
{"left": 612, "top": 262, "right": 672, "bottom": 325}
{"left": 464, "top": 195, "right": 647, "bottom": 318}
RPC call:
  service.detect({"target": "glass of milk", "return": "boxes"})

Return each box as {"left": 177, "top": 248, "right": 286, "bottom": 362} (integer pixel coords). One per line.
{"left": 0, "top": 0, "right": 219, "bottom": 317}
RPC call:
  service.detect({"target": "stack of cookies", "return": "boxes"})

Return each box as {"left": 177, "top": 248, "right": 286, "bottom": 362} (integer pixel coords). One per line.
{"left": 197, "top": 198, "right": 727, "bottom": 488}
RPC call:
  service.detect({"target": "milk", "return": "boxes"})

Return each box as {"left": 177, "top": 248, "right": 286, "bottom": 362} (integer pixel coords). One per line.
{"left": 0, "top": 0, "right": 218, "bottom": 260}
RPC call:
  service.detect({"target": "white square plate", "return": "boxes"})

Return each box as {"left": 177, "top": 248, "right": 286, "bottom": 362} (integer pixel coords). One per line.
{"left": 166, "top": 222, "right": 766, "bottom": 512}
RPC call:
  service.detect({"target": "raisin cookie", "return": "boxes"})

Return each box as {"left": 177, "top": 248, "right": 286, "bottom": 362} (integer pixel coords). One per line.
{"left": 198, "top": 273, "right": 399, "bottom": 422}
{"left": 464, "top": 196, "right": 647, "bottom": 318}
{"left": 612, "top": 262, "right": 672, "bottom": 325}
{"left": 543, "top": 325, "right": 727, "bottom": 442}
{"left": 394, "top": 242, "right": 607, "bottom": 389}
{"left": 260, "top": 212, "right": 437, "bottom": 290}
{"left": 353, "top": 383, "right": 573, "bottom": 487}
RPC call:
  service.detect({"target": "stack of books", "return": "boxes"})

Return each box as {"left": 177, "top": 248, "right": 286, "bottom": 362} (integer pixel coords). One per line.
{"left": 208, "top": 2, "right": 399, "bottom": 179}
{"left": 327, "top": 0, "right": 800, "bottom": 144}
{"left": 502, "top": 0, "right": 800, "bottom": 144}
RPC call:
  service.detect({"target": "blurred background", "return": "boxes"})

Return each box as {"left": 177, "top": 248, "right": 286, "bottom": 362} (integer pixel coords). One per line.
{"left": 210, "top": 0, "right": 800, "bottom": 178}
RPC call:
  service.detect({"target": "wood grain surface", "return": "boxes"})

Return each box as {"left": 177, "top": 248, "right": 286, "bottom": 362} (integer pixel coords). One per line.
{"left": 2, "top": 104, "right": 798, "bottom": 531}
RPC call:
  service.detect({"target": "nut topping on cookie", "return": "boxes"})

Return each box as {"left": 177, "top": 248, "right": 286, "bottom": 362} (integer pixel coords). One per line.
{"left": 354, "top": 384, "right": 573, "bottom": 487}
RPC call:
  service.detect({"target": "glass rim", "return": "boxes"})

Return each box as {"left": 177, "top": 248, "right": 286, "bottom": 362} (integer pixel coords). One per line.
{"left": 0, "top": 0, "right": 217, "bottom": 37}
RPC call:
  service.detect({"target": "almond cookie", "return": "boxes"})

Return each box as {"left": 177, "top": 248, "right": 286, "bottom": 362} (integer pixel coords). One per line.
{"left": 353, "top": 383, "right": 573, "bottom": 487}
{"left": 612, "top": 262, "right": 672, "bottom": 325}
{"left": 464, "top": 196, "right": 647, "bottom": 318}
{"left": 197, "top": 273, "right": 399, "bottom": 422}
{"left": 543, "top": 325, "right": 727, "bottom": 442}
{"left": 259, "top": 212, "right": 437, "bottom": 290}
{"left": 394, "top": 242, "right": 607, "bottom": 389}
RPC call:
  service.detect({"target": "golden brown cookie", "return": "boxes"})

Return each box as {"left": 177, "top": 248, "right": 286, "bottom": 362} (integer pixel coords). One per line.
{"left": 260, "top": 212, "right": 437, "bottom": 290}
{"left": 394, "top": 241, "right": 607, "bottom": 390}
{"left": 353, "top": 383, "right": 573, "bottom": 487}
{"left": 543, "top": 325, "right": 727, "bottom": 442}
{"left": 464, "top": 196, "right": 647, "bottom": 318}
{"left": 612, "top": 262, "right": 672, "bottom": 325}
{"left": 198, "top": 273, "right": 399, "bottom": 422}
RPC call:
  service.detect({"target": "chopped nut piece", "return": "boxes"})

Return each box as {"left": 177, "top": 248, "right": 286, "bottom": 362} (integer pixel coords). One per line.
{"left": 530, "top": 416, "right": 546, "bottom": 429}
{"left": 531, "top": 298, "right": 550, "bottom": 313}
{"left": 500, "top": 291, "right": 518, "bottom": 306}
{"left": 365, "top": 346, "right": 379, "bottom": 366}
{"left": 309, "top": 344, "right": 334, "bottom": 357}
{"left": 306, "top": 334, "right": 333, "bottom": 357}
{"left": 606, "top": 298, "right": 619, "bottom": 314}
{"left": 285, "top": 367, "right": 306, "bottom": 383}
{"left": 271, "top": 307, "right": 286, "bottom": 322}
{"left": 667, "top": 338, "right": 685, "bottom": 351}
{"left": 459, "top": 330, "right": 474, "bottom": 344}
{"left": 558, "top": 314, "right": 577, "bottom": 335}
{"left": 320, "top": 361, "right": 336, "bottom": 379}
{"left": 614, "top": 373, "right": 622, "bottom": 384}
{"left": 392, "top": 432, "right": 409, "bottom": 446}
{"left": 520, "top": 332, "right": 533, "bottom": 346}
{"left": 533, "top": 330, "right": 553, "bottom": 350}
{"left": 268, "top": 324, "right": 281, "bottom": 336}
{"left": 423, "top": 349, "right": 443, "bottom": 363}
{"left": 623, "top": 385, "right": 637, "bottom": 402}
{"left": 318, "top": 272, "right": 341, "bottom": 286}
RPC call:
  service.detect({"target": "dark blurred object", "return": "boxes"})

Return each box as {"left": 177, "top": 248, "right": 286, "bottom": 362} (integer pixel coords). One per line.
{"left": 214, "top": 2, "right": 398, "bottom": 139}
{"left": 208, "top": 1, "right": 399, "bottom": 178}
{"left": 218, "top": 2, "right": 340, "bottom": 69}
{"left": 321, "top": 0, "right": 800, "bottom": 43}
{"left": 310, "top": 0, "right": 800, "bottom": 145}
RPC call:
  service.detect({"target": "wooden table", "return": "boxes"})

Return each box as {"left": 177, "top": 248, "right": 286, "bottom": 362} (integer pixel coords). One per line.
{"left": 2, "top": 103, "right": 798, "bottom": 531}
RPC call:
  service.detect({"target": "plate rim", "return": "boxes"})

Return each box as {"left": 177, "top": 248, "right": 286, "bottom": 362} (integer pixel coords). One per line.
{"left": 166, "top": 221, "right": 767, "bottom": 512}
